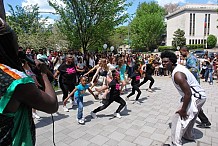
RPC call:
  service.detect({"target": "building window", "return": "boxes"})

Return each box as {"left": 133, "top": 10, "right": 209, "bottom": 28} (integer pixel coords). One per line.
{"left": 198, "top": 39, "right": 200, "bottom": 44}
{"left": 201, "top": 39, "right": 203, "bottom": 44}
{"left": 204, "top": 14, "right": 207, "bottom": 36}
{"left": 193, "top": 13, "right": 195, "bottom": 36}
{"left": 189, "top": 39, "right": 192, "bottom": 45}
{"left": 192, "top": 39, "right": 195, "bottom": 44}
{"left": 195, "top": 39, "right": 197, "bottom": 44}
{"left": 189, "top": 13, "right": 192, "bottom": 36}
{"left": 208, "top": 14, "right": 210, "bottom": 35}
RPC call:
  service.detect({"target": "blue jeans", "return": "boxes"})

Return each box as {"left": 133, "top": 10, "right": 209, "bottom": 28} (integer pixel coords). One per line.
{"left": 204, "top": 69, "right": 213, "bottom": 83}
{"left": 75, "top": 96, "right": 83, "bottom": 120}
{"left": 191, "top": 71, "right": 200, "bottom": 84}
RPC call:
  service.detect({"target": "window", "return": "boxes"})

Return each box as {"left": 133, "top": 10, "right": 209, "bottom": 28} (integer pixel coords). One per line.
{"left": 193, "top": 13, "right": 195, "bottom": 36}
{"left": 198, "top": 39, "right": 200, "bottom": 44}
{"left": 204, "top": 14, "right": 207, "bottom": 36}
{"left": 201, "top": 39, "right": 203, "bottom": 44}
{"left": 189, "top": 39, "right": 192, "bottom": 45}
{"left": 192, "top": 39, "right": 195, "bottom": 44}
{"left": 189, "top": 13, "right": 192, "bottom": 36}
{"left": 208, "top": 14, "right": 210, "bottom": 35}
{"left": 195, "top": 39, "right": 197, "bottom": 44}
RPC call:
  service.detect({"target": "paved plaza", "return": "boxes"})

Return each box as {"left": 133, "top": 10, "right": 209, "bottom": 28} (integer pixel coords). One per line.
{"left": 35, "top": 76, "right": 218, "bottom": 146}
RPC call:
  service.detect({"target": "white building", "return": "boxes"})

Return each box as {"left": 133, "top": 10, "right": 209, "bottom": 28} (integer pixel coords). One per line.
{"left": 166, "top": 4, "right": 218, "bottom": 47}
{"left": 118, "top": 44, "right": 131, "bottom": 54}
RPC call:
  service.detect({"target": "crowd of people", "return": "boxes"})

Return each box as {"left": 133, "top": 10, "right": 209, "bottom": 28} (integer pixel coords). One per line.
{"left": 21, "top": 46, "right": 217, "bottom": 146}
{"left": 1, "top": 1, "right": 218, "bottom": 145}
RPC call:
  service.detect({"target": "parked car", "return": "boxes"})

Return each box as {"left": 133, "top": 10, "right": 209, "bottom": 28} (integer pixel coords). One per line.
{"left": 192, "top": 50, "right": 205, "bottom": 58}
{"left": 208, "top": 52, "right": 218, "bottom": 59}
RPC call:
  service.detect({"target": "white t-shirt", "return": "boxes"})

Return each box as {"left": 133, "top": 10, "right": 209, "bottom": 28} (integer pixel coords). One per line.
{"left": 172, "top": 64, "right": 206, "bottom": 98}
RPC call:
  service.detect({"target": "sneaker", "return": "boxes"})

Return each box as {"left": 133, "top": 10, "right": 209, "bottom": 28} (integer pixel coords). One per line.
{"left": 77, "top": 119, "right": 85, "bottom": 124}
{"left": 209, "top": 82, "right": 213, "bottom": 85}
{"left": 91, "top": 111, "right": 97, "bottom": 119}
{"left": 125, "top": 97, "right": 129, "bottom": 101}
{"left": 147, "top": 88, "right": 153, "bottom": 92}
{"left": 196, "top": 121, "right": 211, "bottom": 128}
{"left": 32, "top": 112, "right": 41, "bottom": 119}
{"left": 63, "top": 106, "right": 69, "bottom": 112}
{"left": 113, "top": 112, "right": 122, "bottom": 119}
{"left": 132, "top": 100, "right": 141, "bottom": 105}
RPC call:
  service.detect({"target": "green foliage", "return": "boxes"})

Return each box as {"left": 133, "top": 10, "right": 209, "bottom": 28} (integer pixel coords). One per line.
{"left": 186, "top": 44, "right": 205, "bottom": 50}
{"left": 207, "top": 34, "right": 217, "bottom": 49}
{"left": 6, "top": 4, "right": 67, "bottom": 50}
{"left": 7, "top": 4, "right": 47, "bottom": 34}
{"left": 130, "top": 1, "right": 166, "bottom": 51}
{"left": 172, "top": 28, "right": 186, "bottom": 48}
{"left": 108, "top": 26, "right": 129, "bottom": 48}
{"left": 158, "top": 46, "right": 174, "bottom": 52}
{"left": 49, "top": 0, "right": 130, "bottom": 52}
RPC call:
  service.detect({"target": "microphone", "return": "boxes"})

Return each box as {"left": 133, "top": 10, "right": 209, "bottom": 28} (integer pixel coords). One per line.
{"left": 18, "top": 50, "right": 36, "bottom": 65}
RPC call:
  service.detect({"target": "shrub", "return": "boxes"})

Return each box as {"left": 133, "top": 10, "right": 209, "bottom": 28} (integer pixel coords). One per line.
{"left": 207, "top": 35, "right": 217, "bottom": 49}
{"left": 158, "top": 46, "right": 174, "bottom": 52}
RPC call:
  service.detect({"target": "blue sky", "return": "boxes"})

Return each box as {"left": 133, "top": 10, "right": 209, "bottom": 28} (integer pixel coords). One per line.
{"left": 3, "top": 0, "right": 217, "bottom": 24}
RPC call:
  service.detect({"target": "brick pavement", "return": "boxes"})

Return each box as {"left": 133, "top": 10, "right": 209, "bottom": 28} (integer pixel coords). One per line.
{"left": 35, "top": 76, "right": 218, "bottom": 146}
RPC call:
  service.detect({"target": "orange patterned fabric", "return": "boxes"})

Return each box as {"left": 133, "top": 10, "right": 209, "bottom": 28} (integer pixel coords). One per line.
{"left": 0, "top": 64, "right": 21, "bottom": 79}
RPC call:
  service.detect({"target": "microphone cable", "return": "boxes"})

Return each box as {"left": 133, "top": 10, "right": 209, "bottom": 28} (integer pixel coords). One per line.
{"left": 51, "top": 114, "right": 56, "bottom": 146}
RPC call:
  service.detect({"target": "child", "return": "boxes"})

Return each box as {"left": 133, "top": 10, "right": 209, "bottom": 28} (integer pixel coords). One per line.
{"left": 63, "top": 76, "right": 97, "bottom": 124}
{"left": 91, "top": 70, "right": 126, "bottom": 119}
{"left": 126, "top": 64, "right": 142, "bottom": 104}
{"left": 116, "top": 58, "right": 127, "bottom": 94}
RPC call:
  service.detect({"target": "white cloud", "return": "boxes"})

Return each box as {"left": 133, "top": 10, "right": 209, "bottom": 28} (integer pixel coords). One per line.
{"left": 156, "top": 0, "right": 186, "bottom": 6}
{"left": 21, "top": 0, "right": 64, "bottom": 24}
{"left": 207, "top": 0, "right": 217, "bottom": 4}
{"left": 21, "top": 0, "right": 64, "bottom": 13}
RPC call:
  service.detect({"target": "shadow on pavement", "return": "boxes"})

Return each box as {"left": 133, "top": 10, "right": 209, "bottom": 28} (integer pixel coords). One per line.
{"left": 35, "top": 112, "right": 69, "bottom": 128}
{"left": 83, "top": 105, "right": 132, "bottom": 123}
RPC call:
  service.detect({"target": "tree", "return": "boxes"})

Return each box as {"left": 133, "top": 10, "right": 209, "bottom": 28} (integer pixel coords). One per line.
{"left": 207, "top": 34, "right": 217, "bottom": 49}
{"left": 7, "top": 4, "right": 47, "bottom": 35}
{"left": 130, "top": 2, "right": 166, "bottom": 51}
{"left": 108, "top": 26, "right": 129, "bottom": 49}
{"left": 49, "top": 0, "right": 130, "bottom": 52}
{"left": 172, "top": 28, "right": 186, "bottom": 49}
{"left": 6, "top": 4, "right": 68, "bottom": 50}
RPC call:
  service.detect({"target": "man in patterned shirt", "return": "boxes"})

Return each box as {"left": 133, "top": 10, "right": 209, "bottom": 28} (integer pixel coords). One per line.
{"left": 0, "top": 1, "right": 58, "bottom": 145}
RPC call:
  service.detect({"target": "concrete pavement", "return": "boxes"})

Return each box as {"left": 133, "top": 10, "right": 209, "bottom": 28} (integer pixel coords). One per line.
{"left": 35, "top": 76, "right": 218, "bottom": 146}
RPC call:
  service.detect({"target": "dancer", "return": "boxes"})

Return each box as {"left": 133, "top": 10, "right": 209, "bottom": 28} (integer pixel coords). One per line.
{"left": 91, "top": 70, "right": 126, "bottom": 119}
{"left": 54, "top": 54, "right": 84, "bottom": 112}
{"left": 126, "top": 64, "right": 142, "bottom": 104}
{"left": 161, "top": 51, "right": 207, "bottom": 146}
{"left": 179, "top": 46, "right": 211, "bottom": 128}
{"left": 63, "top": 76, "right": 96, "bottom": 124}
{"left": 116, "top": 58, "right": 127, "bottom": 93}
{"left": 140, "top": 60, "right": 160, "bottom": 92}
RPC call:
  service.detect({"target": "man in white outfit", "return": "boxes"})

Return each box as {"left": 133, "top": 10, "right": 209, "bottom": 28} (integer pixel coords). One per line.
{"left": 161, "top": 51, "right": 207, "bottom": 146}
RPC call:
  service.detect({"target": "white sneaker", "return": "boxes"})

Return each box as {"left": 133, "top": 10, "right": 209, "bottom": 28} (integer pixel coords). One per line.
{"left": 132, "top": 100, "right": 141, "bottom": 105}
{"left": 113, "top": 112, "right": 122, "bottom": 119}
{"left": 91, "top": 111, "right": 97, "bottom": 119}
{"left": 63, "top": 106, "right": 69, "bottom": 112}
{"left": 125, "top": 97, "right": 129, "bottom": 101}
{"left": 77, "top": 119, "right": 85, "bottom": 124}
{"left": 148, "top": 88, "right": 153, "bottom": 92}
{"left": 32, "top": 112, "right": 41, "bottom": 119}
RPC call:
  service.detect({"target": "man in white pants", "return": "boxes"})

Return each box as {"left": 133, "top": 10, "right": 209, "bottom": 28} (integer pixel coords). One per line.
{"left": 160, "top": 51, "right": 207, "bottom": 146}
